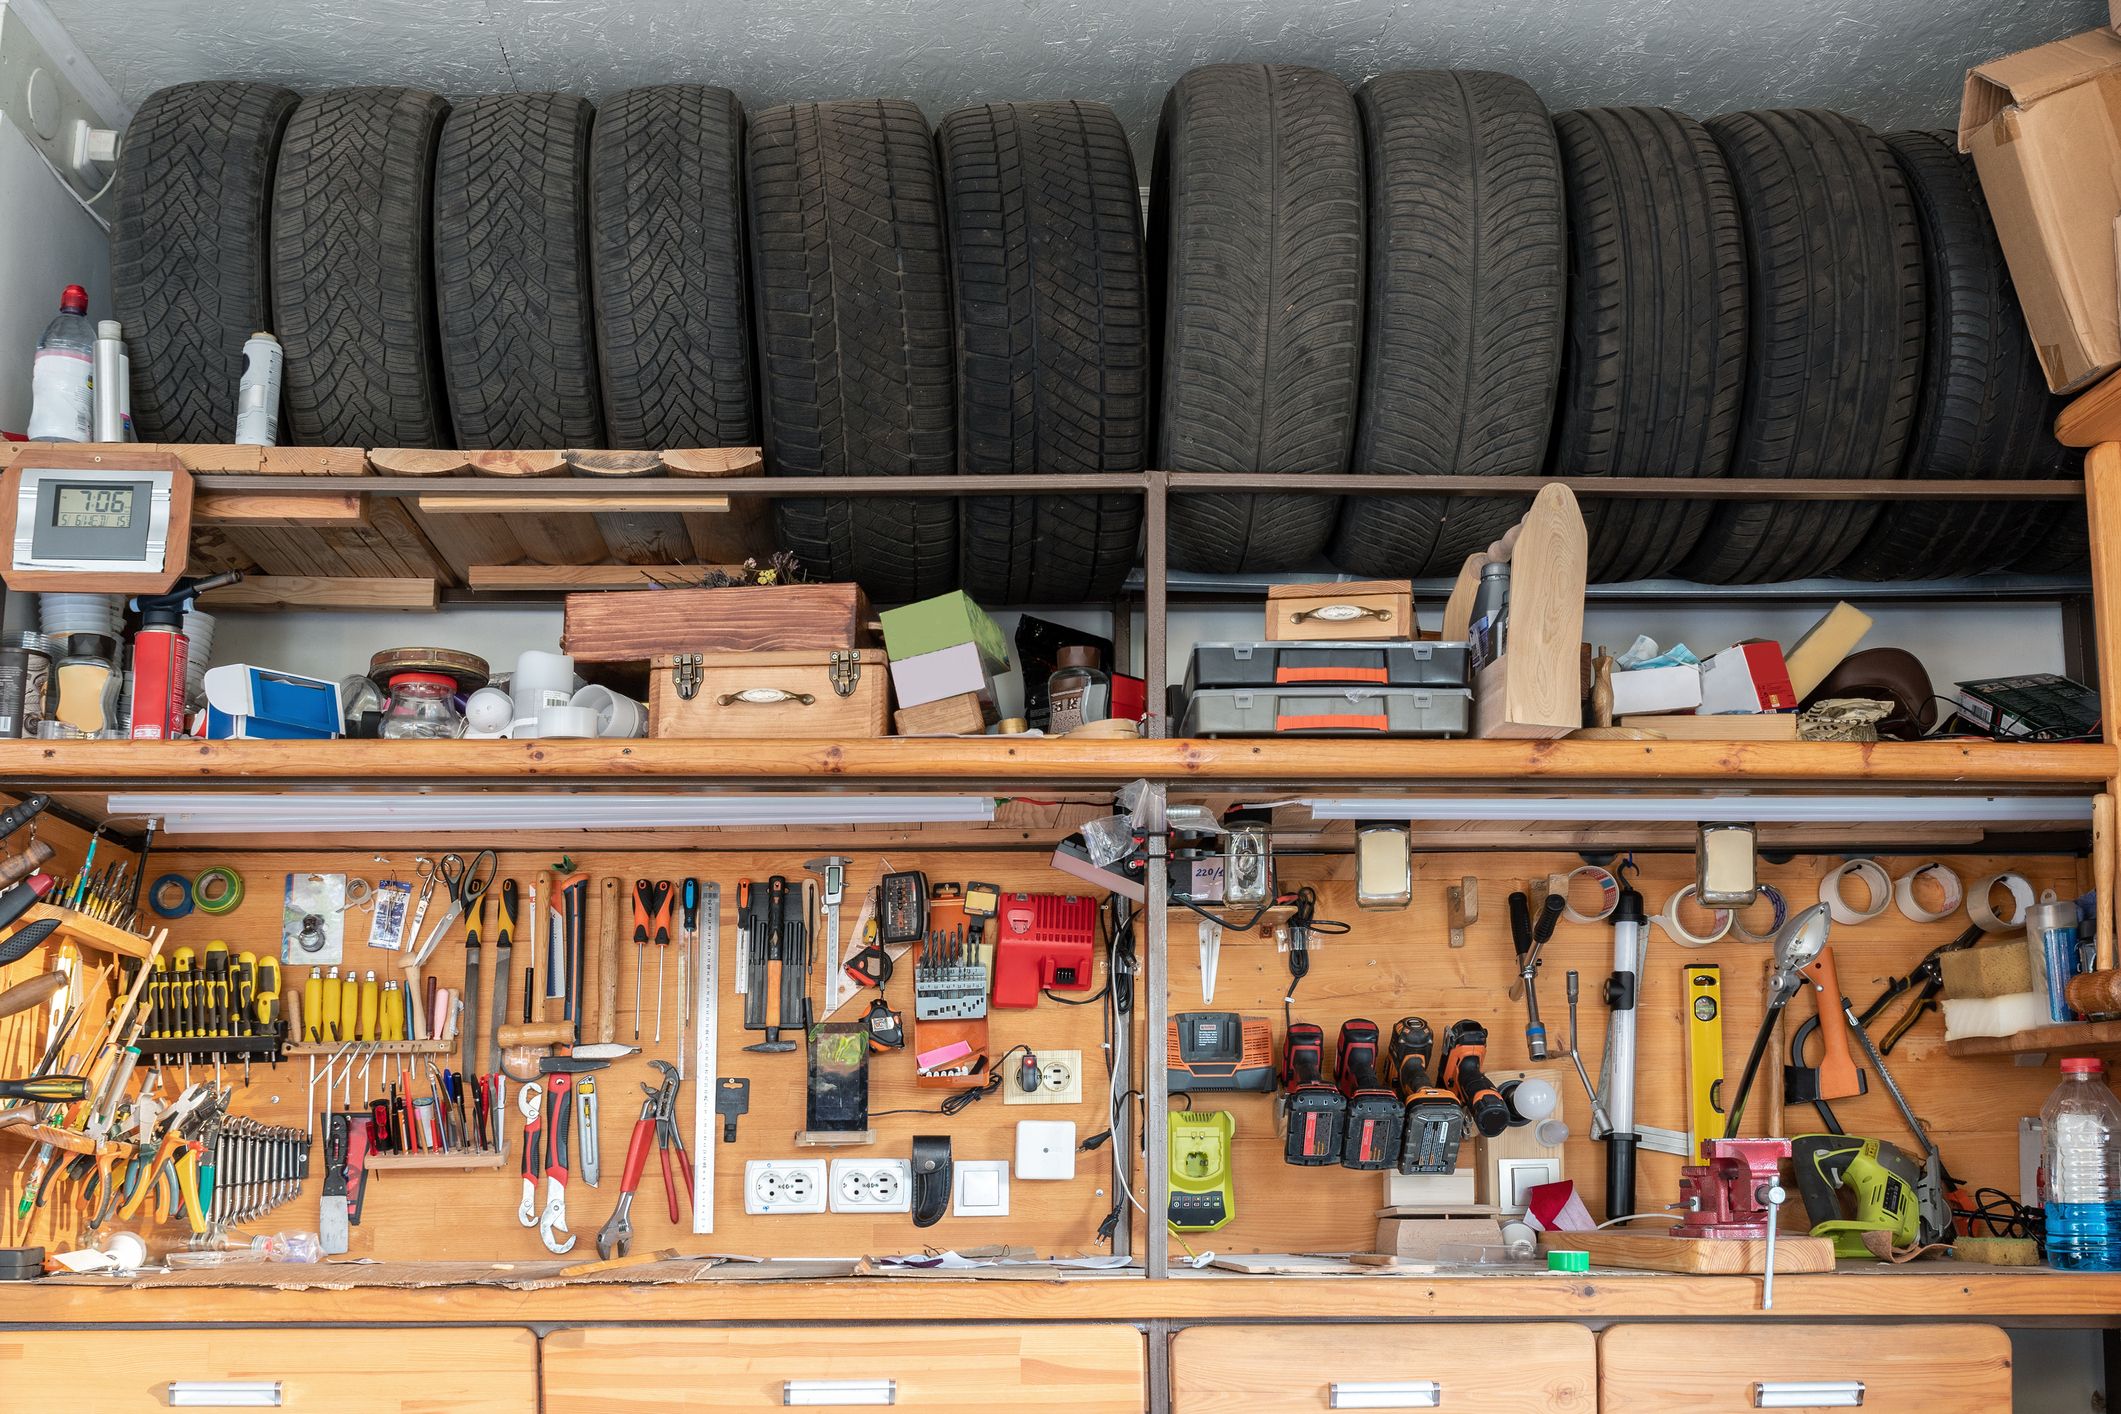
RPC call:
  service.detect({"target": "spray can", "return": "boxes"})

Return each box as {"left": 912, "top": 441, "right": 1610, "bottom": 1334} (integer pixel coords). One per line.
{"left": 92, "top": 321, "right": 124, "bottom": 442}
{"left": 127, "top": 572, "right": 240, "bottom": 740}
{"left": 234, "top": 331, "right": 282, "bottom": 446}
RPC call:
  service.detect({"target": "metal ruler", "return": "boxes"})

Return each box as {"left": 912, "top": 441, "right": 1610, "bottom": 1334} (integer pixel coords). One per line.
{"left": 690, "top": 882, "right": 720, "bottom": 1234}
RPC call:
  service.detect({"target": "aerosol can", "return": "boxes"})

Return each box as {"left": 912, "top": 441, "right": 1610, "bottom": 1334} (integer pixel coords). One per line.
{"left": 128, "top": 572, "right": 240, "bottom": 740}
{"left": 234, "top": 331, "right": 282, "bottom": 446}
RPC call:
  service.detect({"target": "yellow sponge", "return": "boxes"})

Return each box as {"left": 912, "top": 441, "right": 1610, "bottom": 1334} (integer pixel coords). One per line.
{"left": 1940, "top": 938, "right": 2035, "bottom": 999}
{"left": 1785, "top": 602, "right": 1874, "bottom": 699}
{"left": 1953, "top": 1236, "right": 2039, "bottom": 1266}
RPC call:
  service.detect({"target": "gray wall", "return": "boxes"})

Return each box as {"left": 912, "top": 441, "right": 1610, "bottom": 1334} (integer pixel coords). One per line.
{"left": 43, "top": 0, "right": 2111, "bottom": 160}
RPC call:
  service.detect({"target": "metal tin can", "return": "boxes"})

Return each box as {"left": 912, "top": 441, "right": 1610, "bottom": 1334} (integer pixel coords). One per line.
{"left": 234, "top": 330, "right": 282, "bottom": 446}
{"left": 0, "top": 648, "right": 27, "bottom": 738}
{"left": 6, "top": 632, "right": 52, "bottom": 739}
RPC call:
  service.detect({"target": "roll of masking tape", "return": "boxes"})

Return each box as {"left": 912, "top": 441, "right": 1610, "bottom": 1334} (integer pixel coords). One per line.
{"left": 1656, "top": 884, "right": 1732, "bottom": 947}
{"left": 1551, "top": 865, "right": 1619, "bottom": 925}
{"left": 1967, "top": 872, "right": 2036, "bottom": 932}
{"left": 1893, "top": 862, "right": 1964, "bottom": 924}
{"left": 192, "top": 866, "right": 244, "bottom": 916}
{"left": 1729, "top": 883, "right": 1788, "bottom": 944}
{"left": 1818, "top": 859, "right": 1891, "bottom": 925}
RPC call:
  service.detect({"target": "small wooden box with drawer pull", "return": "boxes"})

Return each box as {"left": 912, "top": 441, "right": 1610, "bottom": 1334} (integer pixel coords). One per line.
{"left": 649, "top": 648, "right": 890, "bottom": 738}
{"left": 1266, "top": 580, "right": 1415, "bottom": 640}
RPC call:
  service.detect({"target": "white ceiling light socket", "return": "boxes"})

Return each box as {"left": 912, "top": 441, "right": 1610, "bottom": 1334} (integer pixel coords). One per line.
{"left": 951, "top": 1160, "right": 1011, "bottom": 1217}
{"left": 828, "top": 1158, "right": 912, "bottom": 1213}
{"left": 744, "top": 1159, "right": 826, "bottom": 1215}
{"left": 1014, "top": 1121, "right": 1077, "bottom": 1181}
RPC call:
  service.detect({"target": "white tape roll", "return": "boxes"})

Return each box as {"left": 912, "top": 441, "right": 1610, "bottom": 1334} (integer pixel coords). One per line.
{"left": 1655, "top": 884, "right": 1733, "bottom": 948}
{"left": 1551, "top": 865, "right": 1620, "bottom": 925}
{"left": 1729, "top": 884, "right": 1789, "bottom": 944}
{"left": 1818, "top": 859, "right": 1892, "bottom": 925}
{"left": 1967, "top": 872, "right": 2036, "bottom": 932}
{"left": 1893, "top": 862, "right": 1964, "bottom": 924}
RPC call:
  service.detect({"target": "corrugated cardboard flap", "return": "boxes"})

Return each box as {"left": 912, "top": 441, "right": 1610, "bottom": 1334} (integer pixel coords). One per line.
{"left": 1961, "top": 25, "right": 2121, "bottom": 148}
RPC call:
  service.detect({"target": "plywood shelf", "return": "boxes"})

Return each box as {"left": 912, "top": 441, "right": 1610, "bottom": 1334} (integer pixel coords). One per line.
{"left": 12, "top": 904, "right": 157, "bottom": 961}
{"left": 1944, "top": 1019, "right": 2121, "bottom": 1059}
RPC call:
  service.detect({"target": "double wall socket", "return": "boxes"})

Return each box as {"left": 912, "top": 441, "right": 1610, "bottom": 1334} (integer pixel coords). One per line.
{"left": 744, "top": 1159, "right": 827, "bottom": 1215}
{"left": 1002, "top": 1048, "right": 1083, "bottom": 1106}
{"left": 829, "top": 1158, "right": 912, "bottom": 1213}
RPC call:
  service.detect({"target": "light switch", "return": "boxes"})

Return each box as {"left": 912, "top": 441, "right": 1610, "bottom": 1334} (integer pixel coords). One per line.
{"left": 952, "top": 1160, "right": 1011, "bottom": 1216}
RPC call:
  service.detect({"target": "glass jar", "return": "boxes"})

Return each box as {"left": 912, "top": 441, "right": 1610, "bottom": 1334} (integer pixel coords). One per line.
{"left": 51, "top": 632, "right": 119, "bottom": 736}
{"left": 1046, "top": 645, "right": 1109, "bottom": 734}
{"left": 378, "top": 672, "right": 465, "bottom": 740}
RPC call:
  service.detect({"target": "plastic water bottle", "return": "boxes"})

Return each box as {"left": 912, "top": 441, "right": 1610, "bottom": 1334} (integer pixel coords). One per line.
{"left": 2041, "top": 1057, "right": 2121, "bottom": 1270}
{"left": 26, "top": 285, "right": 94, "bottom": 442}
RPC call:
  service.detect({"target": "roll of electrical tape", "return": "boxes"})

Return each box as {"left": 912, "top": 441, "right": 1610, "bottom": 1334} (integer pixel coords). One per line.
{"left": 1656, "top": 884, "right": 1732, "bottom": 947}
{"left": 1893, "top": 862, "right": 1964, "bottom": 924}
{"left": 1729, "top": 884, "right": 1789, "bottom": 944}
{"left": 1818, "top": 859, "right": 1891, "bottom": 925}
{"left": 1551, "top": 865, "right": 1620, "bottom": 925}
{"left": 148, "top": 873, "right": 195, "bottom": 920}
{"left": 192, "top": 867, "right": 244, "bottom": 916}
{"left": 1967, "top": 872, "right": 2036, "bottom": 932}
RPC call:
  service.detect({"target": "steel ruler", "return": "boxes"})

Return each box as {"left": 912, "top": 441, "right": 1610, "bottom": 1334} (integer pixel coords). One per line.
{"left": 691, "top": 881, "right": 720, "bottom": 1234}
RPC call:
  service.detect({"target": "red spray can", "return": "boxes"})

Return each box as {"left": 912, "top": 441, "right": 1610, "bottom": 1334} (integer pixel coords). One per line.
{"left": 129, "top": 572, "right": 240, "bottom": 740}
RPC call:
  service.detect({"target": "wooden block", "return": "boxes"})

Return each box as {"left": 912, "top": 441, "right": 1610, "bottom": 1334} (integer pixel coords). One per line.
{"left": 894, "top": 691, "right": 991, "bottom": 736}
{"left": 368, "top": 447, "right": 471, "bottom": 476}
{"left": 208, "top": 576, "right": 437, "bottom": 610}
{"left": 2059, "top": 365, "right": 2121, "bottom": 446}
{"left": 1617, "top": 713, "right": 1800, "bottom": 740}
{"left": 565, "top": 583, "right": 875, "bottom": 659}
{"left": 1784, "top": 601, "right": 1874, "bottom": 698}
{"left": 1535, "top": 1228, "right": 1835, "bottom": 1273}
{"left": 566, "top": 449, "right": 665, "bottom": 477}
{"left": 194, "top": 491, "right": 366, "bottom": 526}
{"left": 1264, "top": 579, "right": 1415, "bottom": 640}
{"left": 662, "top": 446, "right": 765, "bottom": 476}
{"left": 466, "top": 449, "right": 567, "bottom": 477}
{"left": 157, "top": 443, "right": 264, "bottom": 473}
{"left": 260, "top": 446, "right": 367, "bottom": 476}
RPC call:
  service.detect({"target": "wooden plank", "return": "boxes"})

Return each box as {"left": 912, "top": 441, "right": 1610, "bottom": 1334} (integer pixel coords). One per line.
{"left": 152, "top": 443, "right": 264, "bottom": 473}
{"left": 470, "top": 564, "right": 725, "bottom": 591}
{"left": 466, "top": 449, "right": 566, "bottom": 477}
{"left": 368, "top": 448, "right": 471, "bottom": 476}
{"left": 1599, "top": 1324, "right": 2010, "bottom": 1413}
{"left": 2058, "top": 369, "right": 2121, "bottom": 447}
{"left": 1172, "top": 1324, "right": 1592, "bottom": 1414}
{"left": 208, "top": 576, "right": 438, "bottom": 610}
{"left": 663, "top": 446, "right": 766, "bottom": 476}
{"left": 194, "top": 491, "right": 366, "bottom": 526}
{"left": 259, "top": 446, "right": 368, "bottom": 476}
{"left": 563, "top": 583, "right": 873, "bottom": 658}
{"left": 416, "top": 492, "right": 730, "bottom": 515}
{"left": 1945, "top": 1017, "right": 2121, "bottom": 1058}
{"left": 1616, "top": 713, "right": 1799, "bottom": 740}
{"left": 1536, "top": 1230, "right": 1834, "bottom": 1274}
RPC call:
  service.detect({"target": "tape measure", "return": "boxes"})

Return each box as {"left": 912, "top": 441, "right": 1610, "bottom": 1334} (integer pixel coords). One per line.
{"left": 1684, "top": 965, "right": 1725, "bottom": 1154}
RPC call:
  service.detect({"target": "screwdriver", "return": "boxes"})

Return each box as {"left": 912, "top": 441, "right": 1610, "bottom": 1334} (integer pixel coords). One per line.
{"left": 303, "top": 967, "right": 325, "bottom": 1043}
{"left": 0, "top": 1074, "right": 87, "bottom": 1102}
{"left": 358, "top": 971, "right": 378, "bottom": 1042}
{"left": 380, "top": 979, "right": 405, "bottom": 1041}
{"left": 322, "top": 967, "right": 344, "bottom": 1041}
{"left": 651, "top": 880, "right": 675, "bottom": 1043}
{"left": 338, "top": 968, "right": 359, "bottom": 1048}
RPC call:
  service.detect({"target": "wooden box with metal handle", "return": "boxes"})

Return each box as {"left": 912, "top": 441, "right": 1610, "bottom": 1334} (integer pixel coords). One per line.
{"left": 648, "top": 648, "right": 890, "bottom": 739}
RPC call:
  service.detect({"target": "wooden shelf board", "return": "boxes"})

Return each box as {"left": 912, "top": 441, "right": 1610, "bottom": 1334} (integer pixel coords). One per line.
{"left": 15, "top": 904, "right": 156, "bottom": 961}
{"left": 1945, "top": 1019, "right": 2121, "bottom": 1059}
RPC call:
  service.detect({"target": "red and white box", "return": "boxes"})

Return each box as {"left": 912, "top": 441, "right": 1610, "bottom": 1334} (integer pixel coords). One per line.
{"left": 1699, "top": 641, "right": 1796, "bottom": 715}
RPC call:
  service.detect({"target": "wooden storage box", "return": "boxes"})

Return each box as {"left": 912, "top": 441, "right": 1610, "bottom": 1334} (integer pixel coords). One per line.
{"left": 564, "top": 583, "right": 874, "bottom": 661}
{"left": 649, "top": 648, "right": 889, "bottom": 739}
{"left": 1441, "top": 484, "right": 1587, "bottom": 738}
{"left": 1264, "top": 580, "right": 1415, "bottom": 640}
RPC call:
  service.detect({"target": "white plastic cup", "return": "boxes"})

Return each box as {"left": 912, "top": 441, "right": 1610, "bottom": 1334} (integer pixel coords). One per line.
{"left": 570, "top": 683, "right": 647, "bottom": 739}
{"left": 535, "top": 704, "right": 599, "bottom": 739}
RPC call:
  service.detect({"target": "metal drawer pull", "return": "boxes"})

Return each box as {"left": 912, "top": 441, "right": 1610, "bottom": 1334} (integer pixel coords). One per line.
{"left": 1293, "top": 603, "right": 1390, "bottom": 624}
{"left": 1328, "top": 1380, "right": 1442, "bottom": 1409}
{"left": 718, "top": 687, "right": 815, "bottom": 707}
{"left": 164, "top": 1383, "right": 284, "bottom": 1408}
{"left": 1753, "top": 1381, "right": 1864, "bottom": 1408}
{"left": 782, "top": 1379, "right": 896, "bottom": 1406}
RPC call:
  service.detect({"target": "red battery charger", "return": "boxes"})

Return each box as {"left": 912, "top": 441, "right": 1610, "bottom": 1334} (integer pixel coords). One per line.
{"left": 990, "top": 892, "right": 1098, "bottom": 1008}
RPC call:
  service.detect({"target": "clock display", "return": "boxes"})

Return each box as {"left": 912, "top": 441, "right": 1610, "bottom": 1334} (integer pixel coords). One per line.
{"left": 54, "top": 485, "right": 134, "bottom": 529}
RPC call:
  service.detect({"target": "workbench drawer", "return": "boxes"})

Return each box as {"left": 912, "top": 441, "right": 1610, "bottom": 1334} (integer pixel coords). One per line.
{"left": 0, "top": 1326, "right": 537, "bottom": 1410}
{"left": 1600, "top": 1324, "right": 2011, "bottom": 1412}
{"left": 542, "top": 1323, "right": 1145, "bottom": 1409}
{"left": 1169, "top": 1323, "right": 1594, "bottom": 1411}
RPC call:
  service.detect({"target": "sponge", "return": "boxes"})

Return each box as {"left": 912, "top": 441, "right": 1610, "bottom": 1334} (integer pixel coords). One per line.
{"left": 1785, "top": 602, "right": 1874, "bottom": 698}
{"left": 1942, "top": 991, "right": 2048, "bottom": 1041}
{"left": 1940, "top": 938, "right": 2035, "bottom": 999}
{"left": 1953, "top": 1236, "right": 2039, "bottom": 1266}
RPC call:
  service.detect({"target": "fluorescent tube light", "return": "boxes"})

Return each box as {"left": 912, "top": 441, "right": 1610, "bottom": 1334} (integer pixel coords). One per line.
{"left": 1301, "top": 796, "right": 2090, "bottom": 825}
{"left": 108, "top": 793, "right": 995, "bottom": 836}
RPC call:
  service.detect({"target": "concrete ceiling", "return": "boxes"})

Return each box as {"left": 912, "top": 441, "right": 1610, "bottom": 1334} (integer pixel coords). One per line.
{"left": 43, "top": 0, "right": 2108, "bottom": 160}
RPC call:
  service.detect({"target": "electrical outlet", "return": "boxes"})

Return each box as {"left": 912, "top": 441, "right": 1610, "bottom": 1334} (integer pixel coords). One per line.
{"left": 744, "top": 1159, "right": 827, "bottom": 1215}
{"left": 1002, "top": 1048, "right": 1084, "bottom": 1106}
{"left": 829, "top": 1158, "right": 912, "bottom": 1213}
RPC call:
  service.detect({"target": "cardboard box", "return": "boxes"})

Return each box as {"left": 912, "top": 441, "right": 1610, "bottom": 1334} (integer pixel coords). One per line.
{"left": 1608, "top": 664, "right": 1702, "bottom": 717}
{"left": 1698, "top": 641, "right": 1797, "bottom": 715}
{"left": 1960, "top": 3, "right": 2121, "bottom": 391}
{"left": 888, "top": 641, "right": 997, "bottom": 711}
{"left": 1375, "top": 1213, "right": 1506, "bottom": 1261}
{"left": 879, "top": 591, "right": 1009, "bottom": 673}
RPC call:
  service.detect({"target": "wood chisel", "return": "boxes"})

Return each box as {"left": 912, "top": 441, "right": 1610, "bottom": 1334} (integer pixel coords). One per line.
{"left": 690, "top": 882, "right": 720, "bottom": 1233}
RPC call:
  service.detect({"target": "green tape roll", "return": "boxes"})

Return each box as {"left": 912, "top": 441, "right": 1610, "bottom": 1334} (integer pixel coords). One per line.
{"left": 192, "top": 866, "right": 244, "bottom": 916}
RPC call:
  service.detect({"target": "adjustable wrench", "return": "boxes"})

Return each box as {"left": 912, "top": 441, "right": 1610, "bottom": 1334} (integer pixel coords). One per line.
{"left": 539, "top": 1073, "right": 576, "bottom": 1253}
{"left": 516, "top": 1083, "right": 543, "bottom": 1229}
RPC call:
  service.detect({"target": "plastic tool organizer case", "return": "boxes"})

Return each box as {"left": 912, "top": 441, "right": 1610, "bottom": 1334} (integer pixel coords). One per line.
{"left": 1177, "top": 641, "right": 1473, "bottom": 738}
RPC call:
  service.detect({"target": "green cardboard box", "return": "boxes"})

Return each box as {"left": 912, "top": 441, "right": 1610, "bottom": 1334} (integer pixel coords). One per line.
{"left": 879, "top": 592, "right": 1010, "bottom": 674}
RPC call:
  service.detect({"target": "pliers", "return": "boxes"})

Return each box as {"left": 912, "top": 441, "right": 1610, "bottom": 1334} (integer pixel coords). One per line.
{"left": 648, "top": 1060, "right": 694, "bottom": 1223}
{"left": 1859, "top": 924, "right": 1982, "bottom": 1056}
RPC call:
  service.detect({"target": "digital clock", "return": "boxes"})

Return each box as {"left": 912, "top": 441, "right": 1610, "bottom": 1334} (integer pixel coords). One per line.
{"left": 54, "top": 485, "right": 136, "bottom": 530}
{"left": 0, "top": 450, "right": 190, "bottom": 593}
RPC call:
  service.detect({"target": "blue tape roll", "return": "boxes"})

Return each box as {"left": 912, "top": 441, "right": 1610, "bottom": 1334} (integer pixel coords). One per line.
{"left": 149, "top": 872, "right": 194, "bottom": 919}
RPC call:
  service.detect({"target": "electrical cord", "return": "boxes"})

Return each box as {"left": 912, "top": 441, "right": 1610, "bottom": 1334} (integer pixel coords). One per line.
{"left": 871, "top": 1044, "right": 1032, "bottom": 1118}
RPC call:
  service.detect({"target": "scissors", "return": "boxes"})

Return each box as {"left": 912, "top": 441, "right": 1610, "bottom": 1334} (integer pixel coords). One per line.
{"left": 407, "top": 850, "right": 496, "bottom": 966}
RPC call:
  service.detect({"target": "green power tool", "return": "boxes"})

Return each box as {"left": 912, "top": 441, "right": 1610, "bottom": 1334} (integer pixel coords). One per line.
{"left": 1790, "top": 1135, "right": 1934, "bottom": 1257}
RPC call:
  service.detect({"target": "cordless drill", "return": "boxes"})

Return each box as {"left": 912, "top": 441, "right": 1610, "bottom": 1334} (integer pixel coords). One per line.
{"left": 1279, "top": 1020, "right": 1346, "bottom": 1166}
{"left": 1388, "top": 1017, "right": 1468, "bottom": 1174}
{"left": 1441, "top": 1019, "right": 1511, "bottom": 1138}
{"left": 1336, "top": 1019, "right": 1406, "bottom": 1170}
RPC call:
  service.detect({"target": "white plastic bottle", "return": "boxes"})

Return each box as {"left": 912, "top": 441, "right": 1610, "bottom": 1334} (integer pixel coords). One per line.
{"left": 2042, "top": 1056, "right": 2121, "bottom": 1270}
{"left": 26, "top": 285, "right": 94, "bottom": 442}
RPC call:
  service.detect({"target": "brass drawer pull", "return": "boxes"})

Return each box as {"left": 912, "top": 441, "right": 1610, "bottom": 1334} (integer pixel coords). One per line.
{"left": 717, "top": 687, "right": 816, "bottom": 707}
{"left": 781, "top": 1378, "right": 896, "bottom": 1405}
{"left": 1754, "top": 1382, "right": 1864, "bottom": 1408}
{"left": 164, "top": 1382, "right": 284, "bottom": 1407}
{"left": 1291, "top": 602, "right": 1391, "bottom": 624}
{"left": 1328, "top": 1380, "right": 1441, "bottom": 1409}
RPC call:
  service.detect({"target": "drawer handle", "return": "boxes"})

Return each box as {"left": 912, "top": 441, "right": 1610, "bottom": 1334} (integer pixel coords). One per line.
{"left": 1292, "top": 603, "right": 1390, "bottom": 624}
{"left": 718, "top": 687, "right": 815, "bottom": 707}
{"left": 1753, "top": 1381, "right": 1864, "bottom": 1408}
{"left": 1328, "top": 1380, "right": 1441, "bottom": 1409}
{"left": 782, "top": 1379, "right": 897, "bottom": 1406}
{"left": 164, "top": 1382, "right": 283, "bottom": 1408}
